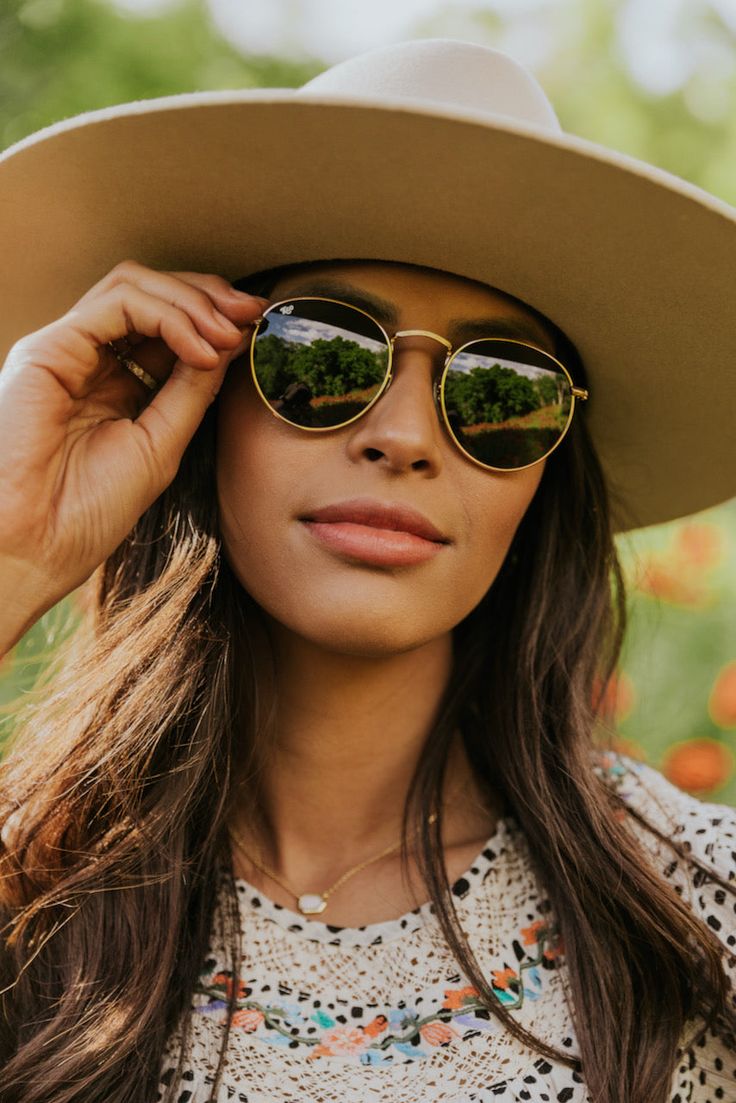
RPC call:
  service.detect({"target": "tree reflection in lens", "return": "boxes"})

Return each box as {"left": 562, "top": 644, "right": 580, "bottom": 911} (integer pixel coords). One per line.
{"left": 253, "top": 300, "right": 389, "bottom": 429}
{"left": 442, "top": 341, "right": 571, "bottom": 469}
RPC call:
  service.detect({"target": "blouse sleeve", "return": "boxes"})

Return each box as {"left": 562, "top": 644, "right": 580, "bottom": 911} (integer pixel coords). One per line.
{"left": 593, "top": 749, "right": 736, "bottom": 1102}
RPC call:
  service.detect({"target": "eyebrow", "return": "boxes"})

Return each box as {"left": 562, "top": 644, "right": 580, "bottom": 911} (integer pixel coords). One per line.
{"left": 276, "top": 277, "right": 557, "bottom": 354}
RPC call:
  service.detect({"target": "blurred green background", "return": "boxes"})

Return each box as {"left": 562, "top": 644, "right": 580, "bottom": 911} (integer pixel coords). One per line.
{"left": 1, "top": 0, "right": 735, "bottom": 802}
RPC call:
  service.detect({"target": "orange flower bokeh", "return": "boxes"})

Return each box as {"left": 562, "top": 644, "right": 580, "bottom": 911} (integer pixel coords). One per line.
{"left": 662, "top": 738, "right": 734, "bottom": 795}
{"left": 709, "top": 661, "right": 736, "bottom": 729}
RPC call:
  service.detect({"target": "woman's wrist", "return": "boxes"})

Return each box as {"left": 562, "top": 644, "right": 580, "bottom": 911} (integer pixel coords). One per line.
{"left": 0, "top": 557, "right": 62, "bottom": 658}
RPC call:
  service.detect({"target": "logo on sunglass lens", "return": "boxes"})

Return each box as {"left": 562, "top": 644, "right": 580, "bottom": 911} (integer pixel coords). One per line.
{"left": 279, "top": 304, "right": 294, "bottom": 315}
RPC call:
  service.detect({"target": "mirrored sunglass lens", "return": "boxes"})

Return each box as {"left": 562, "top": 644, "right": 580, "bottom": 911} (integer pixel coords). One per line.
{"left": 442, "top": 340, "right": 572, "bottom": 469}
{"left": 251, "top": 299, "right": 389, "bottom": 428}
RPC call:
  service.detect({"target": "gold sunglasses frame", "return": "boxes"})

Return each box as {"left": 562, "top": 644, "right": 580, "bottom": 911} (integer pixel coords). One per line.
{"left": 249, "top": 295, "right": 589, "bottom": 473}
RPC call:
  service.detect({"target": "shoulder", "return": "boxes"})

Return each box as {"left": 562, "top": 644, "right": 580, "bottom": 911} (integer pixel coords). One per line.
{"left": 590, "top": 745, "right": 736, "bottom": 864}
{"left": 591, "top": 746, "right": 736, "bottom": 946}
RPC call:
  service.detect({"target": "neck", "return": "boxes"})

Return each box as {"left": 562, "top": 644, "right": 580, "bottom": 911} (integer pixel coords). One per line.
{"left": 228, "top": 615, "right": 500, "bottom": 889}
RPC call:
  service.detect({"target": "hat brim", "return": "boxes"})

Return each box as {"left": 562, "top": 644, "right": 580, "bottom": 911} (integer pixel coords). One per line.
{"left": 2, "top": 88, "right": 735, "bottom": 534}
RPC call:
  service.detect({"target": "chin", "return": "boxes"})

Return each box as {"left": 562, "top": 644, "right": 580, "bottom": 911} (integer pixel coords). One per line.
{"left": 264, "top": 603, "right": 449, "bottom": 658}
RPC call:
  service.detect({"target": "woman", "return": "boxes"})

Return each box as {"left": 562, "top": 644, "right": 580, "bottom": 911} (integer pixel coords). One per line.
{"left": 0, "top": 38, "right": 734, "bottom": 1103}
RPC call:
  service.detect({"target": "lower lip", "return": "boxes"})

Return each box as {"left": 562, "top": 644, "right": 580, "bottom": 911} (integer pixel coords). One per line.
{"left": 300, "top": 520, "right": 447, "bottom": 566}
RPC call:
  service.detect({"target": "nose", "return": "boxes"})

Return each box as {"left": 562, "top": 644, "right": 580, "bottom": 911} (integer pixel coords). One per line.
{"left": 344, "top": 334, "right": 449, "bottom": 474}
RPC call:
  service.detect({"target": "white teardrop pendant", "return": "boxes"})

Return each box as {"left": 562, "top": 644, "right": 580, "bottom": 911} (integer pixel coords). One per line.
{"left": 298, "top": 893, "right": 327, "bottom": 915}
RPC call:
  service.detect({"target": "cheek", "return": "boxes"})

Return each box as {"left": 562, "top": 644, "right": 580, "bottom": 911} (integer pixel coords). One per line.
{"left": 469, "top": 465, "right": 544, "bottom": 548}
{"left": 215, "top": 368, "right": 345, "bottom": 642}
{"left": 214, "top": 364, "right": 297, "bottom": 562}
{"left": 447, "top": 463, "right": 545, "bottom": 609}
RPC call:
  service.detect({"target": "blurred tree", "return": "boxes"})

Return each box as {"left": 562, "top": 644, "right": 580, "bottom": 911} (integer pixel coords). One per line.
{"left": 414, "top": 0, "right": 736, "bottom": 204}
{"left": 543, "top": 0, "right": 736, "bottom": 205}
{"left": 0, "top": 0, "right": 321, "bottom": 151}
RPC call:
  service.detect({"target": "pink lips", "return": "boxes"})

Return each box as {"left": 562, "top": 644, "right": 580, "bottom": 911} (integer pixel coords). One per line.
{"left": 299, "top": 497, "right": 450, "bottom": 567}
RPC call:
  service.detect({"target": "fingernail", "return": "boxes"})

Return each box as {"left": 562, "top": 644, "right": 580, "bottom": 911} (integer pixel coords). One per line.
{"left": 227, "top": 287, "right": 270, "bottom": 307}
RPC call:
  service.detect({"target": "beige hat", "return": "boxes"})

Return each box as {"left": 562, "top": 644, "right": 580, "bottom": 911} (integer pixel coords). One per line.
{"left": 1, "top": 37, "right": 734, "bottom": 534}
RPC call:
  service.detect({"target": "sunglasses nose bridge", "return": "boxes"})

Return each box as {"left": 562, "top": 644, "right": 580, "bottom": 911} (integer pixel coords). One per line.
{"left": 385, "top": 330, "right": 452, "bottom": 410}
{"left": 388, "top": 329, "right": 453, "bottom": 378}
{"left": 390, "top": 329, "right": 453, "bottom": 354}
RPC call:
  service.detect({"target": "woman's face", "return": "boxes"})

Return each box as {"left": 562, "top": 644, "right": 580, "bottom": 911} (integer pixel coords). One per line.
{"left": 216, "top": 260, "right": 556, "bottom": 657}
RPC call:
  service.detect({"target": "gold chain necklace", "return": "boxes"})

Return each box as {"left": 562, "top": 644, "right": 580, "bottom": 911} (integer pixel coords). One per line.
{"left": 228, "top": 811, "right": 438, "bottom": 917}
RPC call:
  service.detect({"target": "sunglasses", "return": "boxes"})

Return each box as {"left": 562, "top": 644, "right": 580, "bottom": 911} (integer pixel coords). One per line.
{"left": 248, "top": 295, "right": 589, "bottom": 472}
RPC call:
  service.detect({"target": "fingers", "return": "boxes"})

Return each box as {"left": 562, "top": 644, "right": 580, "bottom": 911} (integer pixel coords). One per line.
{"left": 12, "top": 260, "right": 267, "bottom": 399}
{"left": 1, "top": 260, "right": 269, "bottom": 497}
{"left": 106, "top": 268, "right": 270, "bottom": 400}
{"left": 0, "top": 261, "right": 268, "bottom": 604}
{"left": 164, "top": 268, "right": 270, "bottom": 324}
{"left": 94, "top": 261, "right": 270, "bottom": 345}
{"left": 129, "top": 329, "right": 253, "bottom": 487}
{"left": 76, "top": 259, "right": 268, "bottom": 329}
{"left": 103, "top": 270, "right": 269, "bottom": 392}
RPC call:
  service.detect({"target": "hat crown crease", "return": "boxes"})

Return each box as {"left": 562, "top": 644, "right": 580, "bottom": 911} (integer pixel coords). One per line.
{"left": 296, "top": 39, "right": 562, "bottom": 132}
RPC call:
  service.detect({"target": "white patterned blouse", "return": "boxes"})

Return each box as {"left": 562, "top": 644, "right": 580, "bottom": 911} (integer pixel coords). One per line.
{"left": 154, "top": 752, "right": 736, "bottom": 1102}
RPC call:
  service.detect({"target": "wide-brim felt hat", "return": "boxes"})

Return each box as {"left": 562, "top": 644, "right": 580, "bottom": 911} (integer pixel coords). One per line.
{"left": 1, "top": 37, "right": 734, "bottom": 535}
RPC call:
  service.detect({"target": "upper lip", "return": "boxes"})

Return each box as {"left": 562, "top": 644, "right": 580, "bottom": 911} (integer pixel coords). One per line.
{"left": 300, "top": 498, "right": 450, "bottom": 543}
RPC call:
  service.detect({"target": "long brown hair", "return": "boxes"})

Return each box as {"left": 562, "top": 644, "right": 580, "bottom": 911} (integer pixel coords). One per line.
{"left": 0, "top": 259, "right": 734, "bottom": 1103}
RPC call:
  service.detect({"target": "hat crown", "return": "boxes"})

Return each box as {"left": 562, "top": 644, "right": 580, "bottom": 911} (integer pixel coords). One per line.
{"left": 295, "top": 38, "right": 561, "bottom": 132}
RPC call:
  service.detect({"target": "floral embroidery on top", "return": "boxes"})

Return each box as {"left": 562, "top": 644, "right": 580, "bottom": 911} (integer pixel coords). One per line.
{"left": 157, "top": 752, "right": 736, "bottom": 1099}
{"left": 593, "top": 747, "right": 645, "bottom": 792}
{"left": 191, "top": 916, "right": 564, "bottom": 1065}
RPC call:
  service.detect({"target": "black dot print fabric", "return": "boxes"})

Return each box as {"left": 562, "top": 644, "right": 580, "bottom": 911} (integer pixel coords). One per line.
{"left": 154, "top": 751, "right": 736, "bottom": 1101}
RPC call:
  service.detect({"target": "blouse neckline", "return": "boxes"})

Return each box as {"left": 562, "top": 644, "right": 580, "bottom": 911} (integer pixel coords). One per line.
{"left": 231, "top": 813, "right": 518, "bottom": 947}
